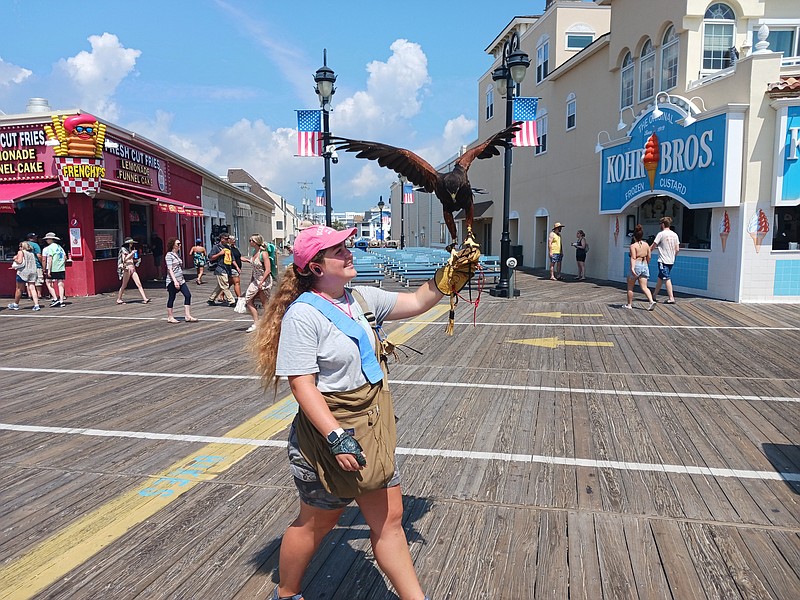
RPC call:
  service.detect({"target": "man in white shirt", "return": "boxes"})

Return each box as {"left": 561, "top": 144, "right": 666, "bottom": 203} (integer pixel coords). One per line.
{"left": 650, "top": 216, "right": 680, "bottom": 304}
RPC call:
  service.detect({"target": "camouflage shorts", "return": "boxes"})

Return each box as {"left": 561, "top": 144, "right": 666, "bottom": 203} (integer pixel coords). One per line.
{"left": 287, "top": 423, "right": 400, "bottom": 510}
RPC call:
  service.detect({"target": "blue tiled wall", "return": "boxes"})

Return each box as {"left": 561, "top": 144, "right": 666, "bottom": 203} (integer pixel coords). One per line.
{"left": 774, "top": 260, "right": 800, "bottom": 296}
{"left": 624, "top": 253, "right": 709, "bottom": 290}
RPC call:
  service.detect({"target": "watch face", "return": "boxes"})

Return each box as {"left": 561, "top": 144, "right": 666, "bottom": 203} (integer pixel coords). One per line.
{"left": 327, "top": 431, "right": 338, "bottom": 443}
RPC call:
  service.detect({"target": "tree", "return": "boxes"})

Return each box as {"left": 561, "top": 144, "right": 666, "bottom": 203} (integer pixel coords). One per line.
{"left": 331, "top": 220, "right": 347, "bottom": 231}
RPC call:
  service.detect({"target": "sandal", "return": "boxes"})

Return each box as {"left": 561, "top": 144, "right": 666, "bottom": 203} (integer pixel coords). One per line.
{"left": 116, "top": 300, "right": 125, "bottom": 305}
{"left": 273, "top": 590, "right": 303, "bottom": 600}
{"left": 184, "top": 317, "right": 199, "bottom": 322}
{"left": 166, "top": 318, "right": 180, "bottom": 324}
{"left": 142, "top": 298, "right": 151, "bottom": 304}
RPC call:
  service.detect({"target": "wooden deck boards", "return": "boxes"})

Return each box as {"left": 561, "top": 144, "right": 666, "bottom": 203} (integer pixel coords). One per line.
{"left": 0, "top": 271, "right": 798, "bottom": 599}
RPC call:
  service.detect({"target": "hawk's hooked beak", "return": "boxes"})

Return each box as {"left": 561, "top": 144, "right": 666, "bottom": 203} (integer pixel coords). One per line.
{"left": 450, "top": 192, "right": 457, "bottom": 200}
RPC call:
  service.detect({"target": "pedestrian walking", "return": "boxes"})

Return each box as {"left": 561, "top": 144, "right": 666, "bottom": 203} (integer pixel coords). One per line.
{"left": 243, "top": 234, "right": 273, "bottom": 333}
{"left": 572, "top": 229, "right": 588, "bottom": 280}
{"left": 165, "top": 238, "right": 197, "bottom": 323}
{"left": 42, "top": 232, "right": 67, "bottom": 307}
{"left": 228, "top": 236, "right": 243, "bottom": 298}
{"left": 116, "top": 238, "right": 150, "bottom": 304}
{"left": 190, "top": 239, "right": 207, "bottom": 284}
{"left": 151, "top": 231, "right": 164, "bottom": 281}
{"left": 548, "top": 222, "right": 565, "bottom": 280}
{"left": 8, "top": 241, "right": 41, "bottom": 311}
{"left": 253, "top": 225, "right": 460, "bottom": 600}
{"left": 25, "top": 233, "right": 46, "bottom": 299}
{"left": 650, "top": 216, "right": 680, "bottom": 304}
{"left": 206, "top": 234, "right": 236, "bottom": 306}
{"left": 624, "top": 224, "right": 656, "bottom": 310}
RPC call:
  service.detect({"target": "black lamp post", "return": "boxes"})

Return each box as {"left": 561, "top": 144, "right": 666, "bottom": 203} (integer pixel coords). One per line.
{"left": 377, "top": 196, "right": 385, "bottom": 243}
{"left": 489, "top": 31, "right": 529, "bottom": 298}
{"left": 399, "top": 174, "right": 406, "bottom": 249}
{"left": 314, "top": 49, "right": 336, "bottom": 227}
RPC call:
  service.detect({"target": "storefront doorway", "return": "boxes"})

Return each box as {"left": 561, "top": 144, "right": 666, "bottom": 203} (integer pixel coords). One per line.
{"left": 534, "top": 215, "right": 549, "bottom": 269}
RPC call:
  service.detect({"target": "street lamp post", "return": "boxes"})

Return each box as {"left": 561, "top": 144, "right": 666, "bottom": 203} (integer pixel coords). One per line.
{"left": 314, "top": 49, "right": 337, "bottom": 227}
{"left": 398, "top": 175, "right": 405, "bottom": 249}
{"left": 377, "top": 196, "right": 385, "bottom": 243}
{"left": 489, "top": 31, "right": 529, "bottom": 298}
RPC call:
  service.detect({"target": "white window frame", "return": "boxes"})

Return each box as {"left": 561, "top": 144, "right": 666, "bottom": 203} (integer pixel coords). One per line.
{"left": 620, "top": 52, "right": 634, "bottom": 109}
{"left": 535, "top": 110, "right": 548, "bottom": 155}
{"left": 565, "top": 24, "right": 595, "bottom": 51}
{"left": 536, "top": 37, "right": 550, "bottom": 84}
{"left": 660, "top": 25, "right": 679, "bottom": 91}
{"left": 763, "top": 24, "right": 800, "bottom": 62}
{"left": 566, "top": 93, "right": 576, "bottom": 131}
{"left": 485, "top": 84, "right": 494, "bottom": 121}
{"left": 702, "top": 3, "right": 736, "bottom": 73}
{"left": 638, "top": 39, "right": 655, "bottom": 102}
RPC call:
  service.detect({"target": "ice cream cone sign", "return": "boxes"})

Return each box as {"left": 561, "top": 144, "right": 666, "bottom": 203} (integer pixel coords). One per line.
{"left": 642, "top": 133, "right": 659, "bottom": 191}
{"left": 614, "top": 216, "right": 620, "bottom": 245}
{"left": 719, "top": 211, "right": 730, "bottom": 252}
{"left": 747, "top": 208, "right": 769, "bottom": 253}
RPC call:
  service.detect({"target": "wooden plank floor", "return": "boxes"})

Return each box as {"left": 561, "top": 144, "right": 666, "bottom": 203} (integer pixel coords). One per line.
{"left": 0, "top": 269, "right": 798, "bottom": 599}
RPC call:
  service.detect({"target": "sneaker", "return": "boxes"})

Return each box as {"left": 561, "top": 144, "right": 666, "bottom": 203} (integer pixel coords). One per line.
{"left": 621, "top": 304, "right": 632, "bottom": 309}
{"left": 246, "top": 324, "right": 257, "bottom": 333}
{"left": 647, "top": 301, "right": 656, "bottom": 311}
{"left": 32, "top": 305, "right": 41, "bottom": 311}
{"left": 665, "top": 299, "right": 676, "bottom": 304}
{"left": 206, "top": 300, "right": 216, "bottom": 306}
{"left": 7, "top": 303, "right": 19, "bottom": 310}
{"left": 50, "top": 299, "right": 59, "bottom": 307}
{"left": 228, "top": 302, "right": 237, "bottom": 308}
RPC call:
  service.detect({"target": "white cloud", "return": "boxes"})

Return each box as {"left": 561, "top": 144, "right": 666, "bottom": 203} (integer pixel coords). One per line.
{"left": 56, "top": 33, "right": 141, "bottom": 121}
{"left": 0, "top": 56, "right": 32, "bottom": 87}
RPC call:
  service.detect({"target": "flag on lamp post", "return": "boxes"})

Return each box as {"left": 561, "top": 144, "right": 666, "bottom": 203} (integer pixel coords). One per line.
{"left": 297, "top": 110, "right": 322, "bottom": 157}
{"left": 315, "top": 189, "right": 326, "bottom": 207}
{"left": 402, "top": 184, "right": 414, "bottom": 204}
{"left": 511, "top": 97, "right": 539, "bottom": 147}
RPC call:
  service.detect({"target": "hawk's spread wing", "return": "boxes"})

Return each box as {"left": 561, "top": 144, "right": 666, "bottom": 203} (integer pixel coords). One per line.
{"left": 455, "top": 122, "right": 521, "bottom": 170}
{"left": 330, "top": 137, "right": 439, "bottom": 193}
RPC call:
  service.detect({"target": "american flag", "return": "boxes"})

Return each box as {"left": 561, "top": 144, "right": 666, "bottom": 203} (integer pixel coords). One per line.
{"left": 512, "top": 97, "right": 539, "bottom": 147}
{"left": 297, "top": 110, "right": 322, "bottom": 157}
{"left": 403, "top": 184, "right": 414, "bottom": 204}
{"left": 315, "top": 189, "right": 326, "bottom": 206}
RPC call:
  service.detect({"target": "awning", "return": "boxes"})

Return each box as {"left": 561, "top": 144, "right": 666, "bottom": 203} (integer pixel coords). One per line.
{"left": 102, "top": 183, "right": 204, "bottom": 217}
{"left": 454, "top": 200, "right": 493, "bottom": 220}
{"left": 235, "top": 201, "right": 252, "bottom": 217}
{"left": 0, "top": 181, "right": 60, "bottom": 213}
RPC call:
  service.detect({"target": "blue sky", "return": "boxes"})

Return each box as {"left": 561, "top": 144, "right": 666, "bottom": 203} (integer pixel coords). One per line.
{"left": 1, "top": 0, "right": 547, "bottom": 213}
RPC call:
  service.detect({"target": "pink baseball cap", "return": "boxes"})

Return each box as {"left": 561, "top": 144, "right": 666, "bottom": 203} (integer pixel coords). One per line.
{"left": 293, "top": 225, "right": 357, "bottom": 270}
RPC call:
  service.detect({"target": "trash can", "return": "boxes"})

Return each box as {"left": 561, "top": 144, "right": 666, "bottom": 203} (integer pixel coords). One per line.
{"left": 510, "top": 245, "right": 524, "bottom": 268}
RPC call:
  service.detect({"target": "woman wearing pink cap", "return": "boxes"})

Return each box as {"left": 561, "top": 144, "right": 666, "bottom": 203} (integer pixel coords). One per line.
{"left": 255, "top": 225, "right": 448, "bottom": 600}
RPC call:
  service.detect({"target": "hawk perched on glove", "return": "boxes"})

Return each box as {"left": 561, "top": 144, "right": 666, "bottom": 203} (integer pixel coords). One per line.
{"left": 331, "top": 123, "right": 520, "bottom": 247}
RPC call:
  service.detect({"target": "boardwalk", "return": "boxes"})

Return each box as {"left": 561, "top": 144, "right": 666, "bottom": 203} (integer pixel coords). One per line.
{"left": 0, "top": 270, "right": 798, "bottom": 599}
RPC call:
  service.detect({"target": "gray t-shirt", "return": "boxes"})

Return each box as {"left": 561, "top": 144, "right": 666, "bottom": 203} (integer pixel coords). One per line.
{"left": 654, "top": 229, "right": 680, "bottom": 265}
{"left": 275, "top": 286, "right": 399, "bottom": 392}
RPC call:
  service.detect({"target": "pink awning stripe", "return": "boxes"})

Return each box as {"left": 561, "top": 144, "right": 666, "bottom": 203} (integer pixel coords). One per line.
{"left": 0, "top": 181, "right": 58, "bottom": 202}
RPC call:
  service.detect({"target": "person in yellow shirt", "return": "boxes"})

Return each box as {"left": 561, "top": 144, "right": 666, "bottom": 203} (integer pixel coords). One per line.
{"left": 548, "top": 222, "right": 565, "bottom": 280}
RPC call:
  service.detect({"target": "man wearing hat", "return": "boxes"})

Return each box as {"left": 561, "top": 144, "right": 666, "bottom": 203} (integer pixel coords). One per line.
{"left": 548, "top": 222, "right": 565, "bottom": 281}
{"left": 42, "top": 232, "right": 67, "bottom": 307}
{"left": 26, "top": 233, "right": 45, "bottom": 298}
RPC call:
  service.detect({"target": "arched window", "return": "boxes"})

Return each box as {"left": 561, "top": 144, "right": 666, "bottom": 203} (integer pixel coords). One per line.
{"left": 661, "top": 25, "right": 679, "bottom": 91}
{"left": 703, "top": 3, "right": 736, "bottom": 71}
{"left": 485, "top": 84, "right": 494, "bottom": 121}
{"left": 620, "top": 52, "right": 634, "bottom": 109}
{"left": 566, "top": 93, "right": 576, "bottom": 130}
{"left": 638, "top": 39, "right": 655, "bottom": 101}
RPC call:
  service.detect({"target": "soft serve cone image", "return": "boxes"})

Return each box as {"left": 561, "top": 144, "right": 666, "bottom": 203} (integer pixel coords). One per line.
{"left": 719, "top": 211, "right": 730, "bottom": 252}
{"left": 747, "top": 209, "right": 769, "bottom": 253}
{"left": 642, "top": 133, "right": 659, "bottom": 190}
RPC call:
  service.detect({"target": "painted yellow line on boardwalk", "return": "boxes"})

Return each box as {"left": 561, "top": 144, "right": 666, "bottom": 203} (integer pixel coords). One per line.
{"left": 0, "top": 302, "right": 447, "bottom": 600}
{"left": 509, "top": 337, "right": 614, "bottom": 348}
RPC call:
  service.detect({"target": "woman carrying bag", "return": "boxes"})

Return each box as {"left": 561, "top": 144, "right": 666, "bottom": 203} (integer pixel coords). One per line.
{"left": 8, "top": 241, "right": 41, "bottom": 311}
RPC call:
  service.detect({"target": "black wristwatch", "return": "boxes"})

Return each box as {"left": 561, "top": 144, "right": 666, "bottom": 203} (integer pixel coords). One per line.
{"left": 326, "top": 428, "right": 345, "bottom": 444}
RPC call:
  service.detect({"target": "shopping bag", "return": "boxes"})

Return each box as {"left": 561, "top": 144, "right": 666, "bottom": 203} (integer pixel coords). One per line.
{"left": 234, "top": 296, "right": 247, "bottom": 314}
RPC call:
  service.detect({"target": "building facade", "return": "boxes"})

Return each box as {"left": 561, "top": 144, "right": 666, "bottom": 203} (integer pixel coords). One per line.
{"left": 0, "top": 102, "right": 275, "bottom": 296}
{"left": 402, "top": 0, "right": 800, "bottom": 302}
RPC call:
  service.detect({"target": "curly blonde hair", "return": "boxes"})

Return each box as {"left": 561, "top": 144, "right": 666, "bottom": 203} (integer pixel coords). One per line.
{"left": 252, "top": 249, "right": 325, "bottom": 385}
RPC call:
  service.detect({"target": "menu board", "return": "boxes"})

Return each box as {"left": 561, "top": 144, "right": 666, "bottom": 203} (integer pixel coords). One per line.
{"left": 95, "top": 229, "right": 119, "bottom": 250}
